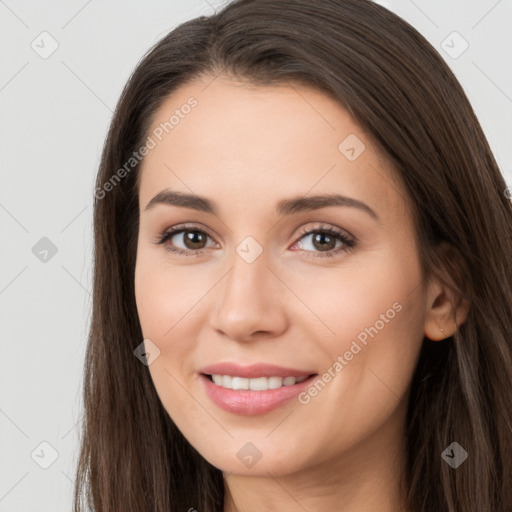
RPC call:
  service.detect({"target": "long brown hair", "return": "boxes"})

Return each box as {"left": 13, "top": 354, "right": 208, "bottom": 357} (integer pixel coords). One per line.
{"left": 74, "top": 1, "right": 512, "bottom": 510}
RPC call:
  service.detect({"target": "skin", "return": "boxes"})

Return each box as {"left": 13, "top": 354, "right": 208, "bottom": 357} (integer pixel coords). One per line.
{"left": 134, "top": 75, "right": 469, "bottom": 512}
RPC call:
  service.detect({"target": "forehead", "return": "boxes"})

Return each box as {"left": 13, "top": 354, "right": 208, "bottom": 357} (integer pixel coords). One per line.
{"left": 137, "top": 76, "right": 408, "bottom": 224}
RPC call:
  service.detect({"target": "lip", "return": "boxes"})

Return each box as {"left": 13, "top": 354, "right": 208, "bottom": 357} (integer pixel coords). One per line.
{"left": 198, "top": 363, "right": 318, "bottom": 415}
{"left": 198, "top": 362, "right": 316, "bottom": 379}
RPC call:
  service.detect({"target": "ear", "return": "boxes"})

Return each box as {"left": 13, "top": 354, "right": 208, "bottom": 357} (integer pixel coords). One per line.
{"left": 423, "top": 243, "right": 471, "bottom": 341}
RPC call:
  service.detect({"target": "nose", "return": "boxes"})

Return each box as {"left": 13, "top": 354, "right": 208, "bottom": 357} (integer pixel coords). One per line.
{"left": 208, "top": 249, "right": 288, "bottom": 342}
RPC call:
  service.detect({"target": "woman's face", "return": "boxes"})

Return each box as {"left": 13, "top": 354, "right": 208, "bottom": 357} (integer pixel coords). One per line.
{"left": 134, "top": 75, "right": 433, "bottom": 477}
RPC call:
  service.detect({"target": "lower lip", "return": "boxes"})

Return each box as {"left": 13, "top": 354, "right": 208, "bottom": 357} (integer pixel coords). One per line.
{"left": 199, "top": 373, "right": 317, "bottom": 415}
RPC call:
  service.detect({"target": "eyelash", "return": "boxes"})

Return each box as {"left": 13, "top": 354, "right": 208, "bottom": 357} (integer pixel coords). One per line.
{"left": 154, "top": 223, "right": 357, "bottom": 259}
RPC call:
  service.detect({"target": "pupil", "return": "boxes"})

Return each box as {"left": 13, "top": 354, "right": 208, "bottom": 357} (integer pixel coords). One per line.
{"left": 185, "top": 230, "right": 205, "bottom": 249}
{"left": 313, "top": 233, "right": 335, "bottom": 251}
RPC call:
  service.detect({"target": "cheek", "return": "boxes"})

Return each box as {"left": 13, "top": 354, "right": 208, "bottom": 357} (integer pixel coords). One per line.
{"left": 134, "top": 250, "right": 212, "bottom": 410}
{"left": 290, "top": 245, "right": 424, "bottom": 392}
{"left": 134, "top": 250, "right": 205, "bottom": 340}
{"left": 286, "top": 254, "right": 424, "bottom": 456}
{"left": 135, "top": 262, "right": 168, "bottom": 338}
{"left": 134, "top": 254, "right": 208, "bottom": 429}
{"left": 285, "top": 249, "right": 420, "bottom": 343}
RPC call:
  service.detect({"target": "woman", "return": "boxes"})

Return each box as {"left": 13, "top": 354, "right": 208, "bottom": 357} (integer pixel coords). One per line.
{"left": 74, "top": 0, "right": 512, "bottom": 510}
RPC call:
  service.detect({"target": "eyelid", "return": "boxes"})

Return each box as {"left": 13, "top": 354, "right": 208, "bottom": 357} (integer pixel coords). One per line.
{"left": 154, "top": 222, "right": 217, "bottom": 242}
{"left": 153, "top": 222, "right": 218, "bottom": 249}
{"left": 155, "top": 221, "right": 357, "bottom": 257}
{"left": 294, "top": 223, "right": 355, "bottom": 242}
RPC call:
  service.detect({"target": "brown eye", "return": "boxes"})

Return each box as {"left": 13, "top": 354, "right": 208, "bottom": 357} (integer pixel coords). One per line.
{"left": 292, "top": 225, "right": 357, "bottom": 259}
{"left": 156, "top": 223, "right": 356, "bottom": 259}
{"left": 310, "top": 232, "right": 337, "bottom": 252}
{"left": 180, "top": 229, "right": 208, "bottom": 250}
{"left": 156, "top": 225, "right": 216, "bottom": 256}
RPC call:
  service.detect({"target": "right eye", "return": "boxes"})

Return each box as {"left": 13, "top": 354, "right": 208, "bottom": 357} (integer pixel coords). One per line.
{"left": 156, "top": 224, "right": 217, "bottom": 256}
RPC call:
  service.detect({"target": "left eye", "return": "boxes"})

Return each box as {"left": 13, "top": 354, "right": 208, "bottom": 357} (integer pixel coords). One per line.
{"left": 156, "top": 224, "right": 357, "bottom": 258}
{"left": 291, "top": 224, "right": 356, "bottom": 257}
{"left": 292, "top": 228, "right": 355, "bottom": 256}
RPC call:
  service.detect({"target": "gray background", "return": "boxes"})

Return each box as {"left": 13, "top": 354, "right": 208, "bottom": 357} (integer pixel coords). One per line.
{"left": 0, "top": 0, "right": 511, "bottom": 510}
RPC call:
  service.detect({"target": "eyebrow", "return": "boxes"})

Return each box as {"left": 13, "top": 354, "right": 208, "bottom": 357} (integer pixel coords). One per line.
{"left": 144, "top": 189, "right": 379, "bottom": 221}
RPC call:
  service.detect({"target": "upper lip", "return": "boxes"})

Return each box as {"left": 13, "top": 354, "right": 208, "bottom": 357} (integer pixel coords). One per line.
{"left": 199, "top": 362, "right": 317, "bottom": 379}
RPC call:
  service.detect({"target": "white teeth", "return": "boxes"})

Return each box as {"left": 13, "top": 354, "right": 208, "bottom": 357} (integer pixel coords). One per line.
{"left": 212, "top": 374, "right": 224, "bottom": 386}
{"left": 232, "top": 376, "right": 249, "bottom": 390}
{"left": 268, "top": 376, "right": 283, "bottom": 389}
{"left": 210, "top": 374, "right": 310, "bottom": 390}
{"left": 249, "top": 377, "right": 268, "bottom": 391}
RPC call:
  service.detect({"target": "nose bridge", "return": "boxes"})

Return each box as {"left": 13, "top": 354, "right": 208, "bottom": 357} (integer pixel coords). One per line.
{"left": 222, "top": 242, "right": 271, "bottom": 308}
{"left": 209, "top": 239, "right": 287, "bottom": 339}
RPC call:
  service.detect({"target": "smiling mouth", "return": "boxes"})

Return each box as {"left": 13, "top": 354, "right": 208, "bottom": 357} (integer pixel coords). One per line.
{"left": 202, "top": 373, "right": 317, "bottom": 391}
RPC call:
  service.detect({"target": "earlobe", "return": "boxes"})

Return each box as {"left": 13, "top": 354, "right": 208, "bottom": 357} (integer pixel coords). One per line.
{"left": 423, "top": 275, "right": 471, "bottom": 342}
{"left": 423, "top": 242, "right": 471, "bottom": 341}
